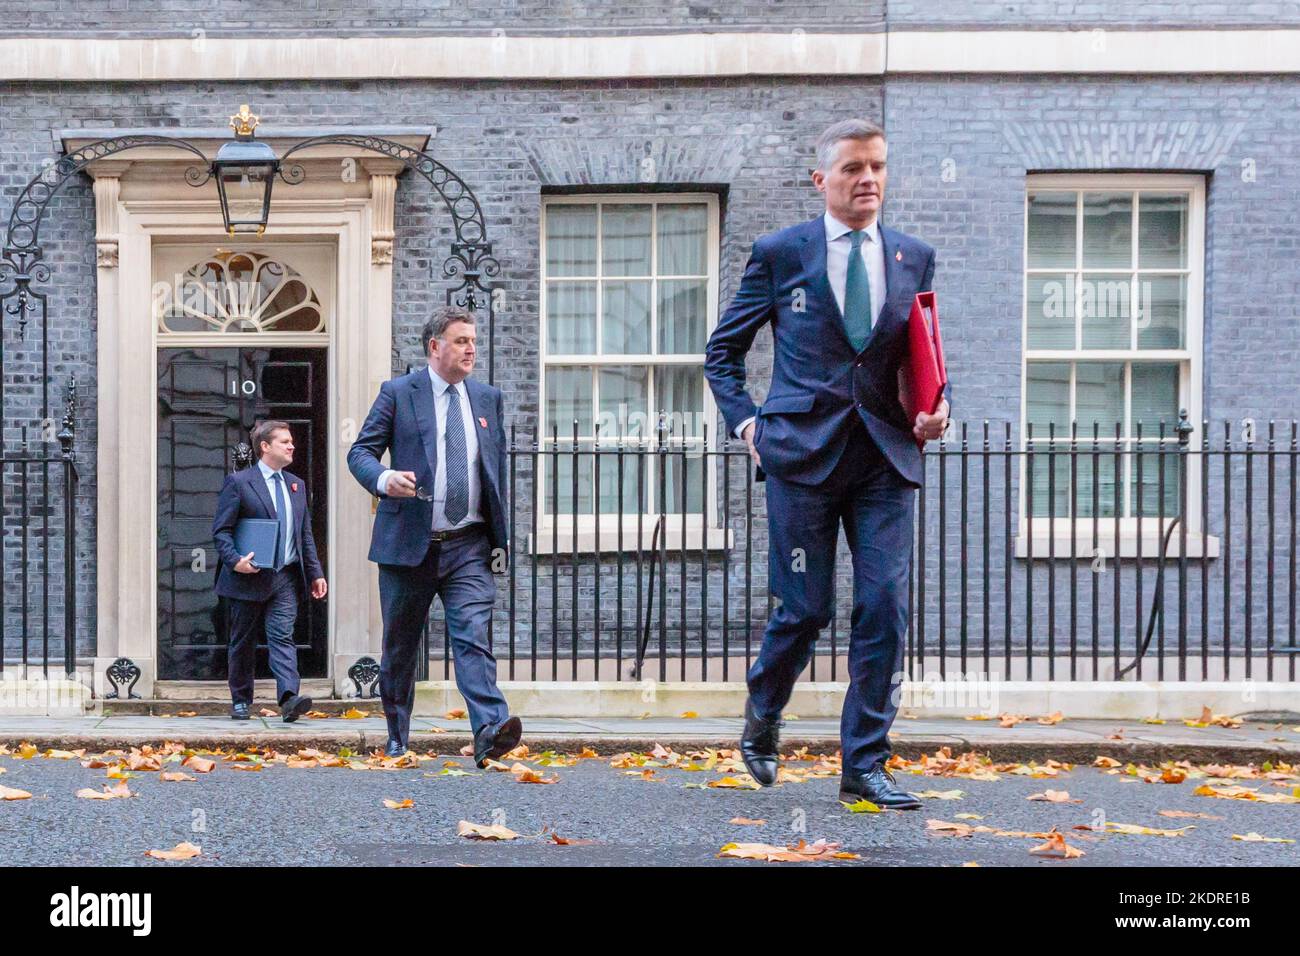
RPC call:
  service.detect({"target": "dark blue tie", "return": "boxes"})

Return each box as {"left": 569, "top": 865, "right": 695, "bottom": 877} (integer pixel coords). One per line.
{"left": 444, "top": 384, "right": 469, "bottom": 524}
{"left": 272, "top": 472, "right": 290, "bottom": 571}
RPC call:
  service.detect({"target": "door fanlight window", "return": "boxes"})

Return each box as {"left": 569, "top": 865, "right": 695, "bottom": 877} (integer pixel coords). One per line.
{"left": 156, "top": 250, "right": 325, "bottom": 334}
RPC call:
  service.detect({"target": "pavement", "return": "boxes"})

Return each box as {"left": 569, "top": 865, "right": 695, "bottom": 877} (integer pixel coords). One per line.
{"left": 1, "top": 712, "right": 1298, "bottom": 762}
{"left": 2, "top": 742, "right": 1297, "bottom": 867}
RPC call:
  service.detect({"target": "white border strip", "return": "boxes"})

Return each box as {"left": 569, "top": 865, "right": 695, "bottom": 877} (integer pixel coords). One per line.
{"left": 0, "top": 32, "right": 883, "bottom": 81}
{"left": 890, "top": 28, "right": 1300, "bottom": 74}
{"left": 1, "top": 29, "right": 1298, "bottom": 81}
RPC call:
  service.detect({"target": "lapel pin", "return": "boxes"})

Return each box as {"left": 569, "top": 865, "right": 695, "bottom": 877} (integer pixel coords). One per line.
{"left": 478, "top": 416, "right": 488, "bottom": 429}
{"left": 895, "top": 250, "right": 903, "bottom": 261}
{"left": 291, "top": 482, "right": 299, "bottom": 493}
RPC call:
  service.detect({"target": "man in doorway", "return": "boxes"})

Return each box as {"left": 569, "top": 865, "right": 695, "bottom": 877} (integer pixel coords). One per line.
{"left": 347, "top": 305, "right": 520, "bottom": 763}
{"left": 704, "top": 119, "right": 950, "bottom": 808}
{"left": 213, "top": 420, "right": 327, "bottom": 722}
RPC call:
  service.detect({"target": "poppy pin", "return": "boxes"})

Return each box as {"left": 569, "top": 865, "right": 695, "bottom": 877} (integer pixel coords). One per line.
{"left": 895, "top": 250, "right": 903, "bottom": 261}
{"left": 291, "top": 482, "right": 299, "bottom": 493}
{"left": 478, "top": 417, "right": 488, "bottom": 429}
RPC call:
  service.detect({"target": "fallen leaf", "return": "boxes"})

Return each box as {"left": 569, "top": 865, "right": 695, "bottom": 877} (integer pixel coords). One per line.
{"left": 1029, "top": 830, "right": 1085, "bottom": 859}
{"left": 182, "top": 755, "right": 215, "bottom": 774}
{"left": 1036, "top": 711, "right": 1065, "bottom": 725}
{"left": 144, "top": 842, "right": 201, "bottom": 861}
{"left": 915, "top": 789, "right": 965, "bottom": 800}
{"left": 729, "top": 817, "right": 767, "bottom": 825}
{"left": 443, "top": 708, "right": 467, "bottom": 719}
{"left": 680, "top": 711, "right": 699, "bottom": 719}
{"left": 578, "top": 747, "right": 599, "bottom": 759}
{"left": 1093, "top": 756, "right": 1122, "bottom": 768}
{"left": 708, "top": 775, "right": 761, "bottom": 790}
{"left": 510, "top": 763, "right": 558, "bottom": 785}
{"left": 259, "top": 708, "right": 278, "bottom": 718}
{"left": 1105, "top": 822, "right": 1195, "bottom": 837}
{"left": 1028, "top": 790, "right": 1080, "bottom": 804}
{"left": 43, "top": 749, "right": 80, "bottom": 760}
{"left": 16, "top": 743, "right": 38, "bottom": 759}
{"left": 1232, "top": 832, "right": 1295, "bottom": 844}
{"left": 160, "top": 772, "right": 196, "bottom": 783}
{"left": 1158, "top": 810, "right": 1221, "bottom": 819}
{"left": 76, "top": 782, "right": 133, "bottom": 800}
{"left": 1141, "top": 717, "right": 1167, "bottom": 725}
{"left": 842, "top": 799, "right": 883, "bottom": 813}
{"left": 383, "top": 798, "right": 414, "bottom": 810}
{"left": 457, "top": 820, "right": 519, "bottom": 841}
{"left": 0, "top": 785, "right": 33, "bottom": 800}
{"left": 954, "top": 813, "right": 984, "bottom": 820}
{"left": 718, "top": 839, "right": 858, "bottom": 862}
{"left": 545, "top": 830, "right": 597, "bottom": 846}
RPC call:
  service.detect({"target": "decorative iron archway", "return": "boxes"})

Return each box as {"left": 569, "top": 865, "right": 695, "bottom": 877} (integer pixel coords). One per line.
{"left": 0, "top": 128, "right": 501, "bottom": 685}
{"left": 1, "top": 131, "right": 501, "bottom": 420}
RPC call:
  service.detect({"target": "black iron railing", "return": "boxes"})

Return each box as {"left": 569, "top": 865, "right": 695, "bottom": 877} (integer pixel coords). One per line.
{"left": 416, "top": 413, "right": 1299, "bottom": 684}
{"left": 0, "top": 381, "right": 80, "bottom": 680}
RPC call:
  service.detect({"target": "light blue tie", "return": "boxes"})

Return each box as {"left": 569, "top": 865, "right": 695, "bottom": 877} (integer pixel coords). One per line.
{"left": 444, "top": 384, "right": 469, "bottom": 524}
{"left": 272, "top": 472, "right": 290, "bottom": 571}
{"left": 843, "top": 229, "right": 873, "bottom": 352}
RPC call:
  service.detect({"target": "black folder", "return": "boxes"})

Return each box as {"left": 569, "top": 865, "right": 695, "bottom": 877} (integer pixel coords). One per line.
{"left": 233, "top": 518, "right": 280, "bottom": 570}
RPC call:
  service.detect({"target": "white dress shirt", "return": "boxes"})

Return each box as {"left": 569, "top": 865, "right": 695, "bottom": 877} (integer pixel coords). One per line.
{"left": 377, "top": 366, "right": 483, "bottom": 530}
{"left": 256, "top": 458, "right": 296, "bottom": 565}
{"left": 735, "top": 212, "right": 887, "bottom": 439}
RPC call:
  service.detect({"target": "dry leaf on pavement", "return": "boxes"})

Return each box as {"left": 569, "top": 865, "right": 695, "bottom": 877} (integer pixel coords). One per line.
{"left": 1232, "top": 832, "right": 1295, "bottom": 843}
{"left": 1029, "top": 830, "right": 1085, "bottom": 859}
{"left": 457, "top": 820, "right": 519, "bottom": 840}
{"left": 144, "top": 842, "right": 201, "bottom": 861}
{"left": 383, "top": 798, "right": 414, "bottom": 810}
{"left": 1027, "top": 790, "right": 1080, "bottom": 803}
{"left": 718, "top": 839, "right": 859, "bottom": 862}
{"left": 76, "top": 782, "right": 133, "bottom": 800}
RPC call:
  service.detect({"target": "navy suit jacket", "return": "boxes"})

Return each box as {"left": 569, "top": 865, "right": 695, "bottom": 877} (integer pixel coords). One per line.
{"left": 347, "top": 369, "right": 509, "bottom": 567}
{"left": 704, "top": 215, "right": 951, "bottom": 488}
{"left": 212, "top": 465, "right": 324, "bottom": 602}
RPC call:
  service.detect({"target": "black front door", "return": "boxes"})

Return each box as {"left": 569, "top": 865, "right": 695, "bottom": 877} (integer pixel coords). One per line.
{"left": 157, "top": 347, "right": 328, "bottom": 680}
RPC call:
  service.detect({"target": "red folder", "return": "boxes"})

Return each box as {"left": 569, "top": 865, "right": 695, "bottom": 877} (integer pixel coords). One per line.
{"left": 898, "top": 291, "right": 947, "bottom": 449}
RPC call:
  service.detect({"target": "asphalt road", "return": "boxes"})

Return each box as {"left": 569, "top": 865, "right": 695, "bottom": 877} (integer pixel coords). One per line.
{"left": 1, "top": 749, "right": 1296, "bottom": 867}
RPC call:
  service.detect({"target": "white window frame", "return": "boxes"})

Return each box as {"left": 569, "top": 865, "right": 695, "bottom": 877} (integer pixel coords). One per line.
{"left": 1017, "top": 173, "right": 1216, "bottom": 559}
{"left": 533, "top": 193, "right": 728, "bottom": 555}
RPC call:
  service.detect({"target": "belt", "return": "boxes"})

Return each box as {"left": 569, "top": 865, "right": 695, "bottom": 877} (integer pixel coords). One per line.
{"left": 430, "top": 522, "right": 486, "bottom": 543}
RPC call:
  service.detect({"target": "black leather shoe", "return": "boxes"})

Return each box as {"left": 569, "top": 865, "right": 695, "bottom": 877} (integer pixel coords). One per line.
{"left": 384, "top": 738, "right": 408, "bottom": 758}
{"left": 230, "top": 702, "right": 250, "bottom": 721}
{"left": 839, "top": 765, "right": 923, "bottom": 810}
{"left": 740, "top": 698, "right": 781, "bottom": 786}
{"left": 473, "top": 715, "right": 523, "bottom": 768}
{"left": 280, "top": 694, "right": 313, "bottom": 724}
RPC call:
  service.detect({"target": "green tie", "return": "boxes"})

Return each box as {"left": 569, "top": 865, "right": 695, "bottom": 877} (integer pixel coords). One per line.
{"left": 843, "top": 229, "right": 873, "bottom": 352}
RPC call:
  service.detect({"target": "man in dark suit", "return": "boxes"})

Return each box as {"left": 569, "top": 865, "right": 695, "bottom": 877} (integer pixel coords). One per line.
{"left": 347, "top": 305, "right": 521, "bottom": 763}
{"left": 704, "top": 119, "right": 950, "bottom": 808}
{"left": 213, "top": 420, "right": 327, "bottom": 722}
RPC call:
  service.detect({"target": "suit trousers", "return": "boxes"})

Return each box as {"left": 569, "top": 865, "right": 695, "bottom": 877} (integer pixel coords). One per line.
{"left": 377, "top": 525, "right": 509, "bottom": 747}
{"left": 226, "top": 563, "right": 303, "bottom": 706}
{"left": 748, "top": 416, "right": 916, "bottom": 774}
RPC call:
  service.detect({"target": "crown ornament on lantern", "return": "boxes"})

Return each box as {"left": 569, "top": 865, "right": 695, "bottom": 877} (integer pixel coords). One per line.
{"left": 229, "top": 104, "right": 260, "bottom": 139}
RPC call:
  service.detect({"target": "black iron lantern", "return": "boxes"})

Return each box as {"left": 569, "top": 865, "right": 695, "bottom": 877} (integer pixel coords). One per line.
{"left": 212, "top": 105, "right": 279, "bottom": 236}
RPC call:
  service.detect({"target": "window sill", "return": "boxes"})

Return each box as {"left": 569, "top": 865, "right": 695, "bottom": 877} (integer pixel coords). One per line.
{"left": 527, "top": 524, "right": 733, "bottom": 556}
{"left": 1013, "top": 530, "right": 1220, "bottom": 560}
